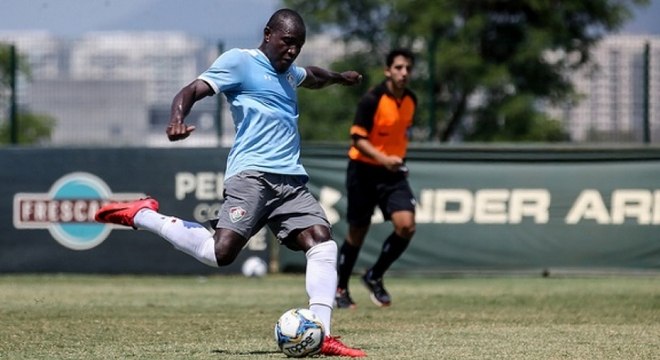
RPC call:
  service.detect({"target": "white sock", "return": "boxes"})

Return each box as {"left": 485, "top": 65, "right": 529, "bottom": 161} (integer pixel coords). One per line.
{"left": 305, "top": 241, "right": 338, "bottom": 335}
{"left": 134, "top": 209, "right": 218, "bottom": 267}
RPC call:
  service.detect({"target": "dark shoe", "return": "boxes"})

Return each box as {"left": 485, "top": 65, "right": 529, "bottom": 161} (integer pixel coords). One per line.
{"left": 320, "top": 336, "right": 366, "bottom": 357}
{"left": 361, "top": 271, "right": 391, "bottom": 307}
{"left": 335, "top": 288, "right": 357, "bottom": 309}
{"left": 94, "top": 198, "right": 159, "bottom": 229}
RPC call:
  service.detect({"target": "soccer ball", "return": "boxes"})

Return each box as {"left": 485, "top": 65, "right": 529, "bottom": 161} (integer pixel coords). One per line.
{"left": 274, "top": 308, "right": 325, "bottom": 357}
{"left": 241, "top": 256, "right": 267, "bottom": 277}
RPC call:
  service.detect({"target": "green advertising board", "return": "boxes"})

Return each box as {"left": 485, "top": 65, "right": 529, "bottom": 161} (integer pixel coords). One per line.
{"left": 3, "top": 145, "right": 660, "bottom": 274}
{"left": 294, "top": 145, "right": 660, "bottom": 273}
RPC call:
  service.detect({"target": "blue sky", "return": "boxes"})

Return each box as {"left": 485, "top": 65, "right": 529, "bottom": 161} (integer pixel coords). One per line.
{"left": 0, "top": 0, "right": 658, "bottom": 46}
{"left": 0, "top": 0, "right": 282, "bottom": 47}
{"left": 621, "top": 0, "right": 660, "bottom": 34}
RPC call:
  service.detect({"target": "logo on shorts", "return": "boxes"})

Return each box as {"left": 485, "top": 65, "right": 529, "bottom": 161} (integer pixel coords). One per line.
{"left": 229, "top": 206, "right": 247, "bottom": 223}
{"left": 13, "top": 172, "right": 145, "bottom": 251}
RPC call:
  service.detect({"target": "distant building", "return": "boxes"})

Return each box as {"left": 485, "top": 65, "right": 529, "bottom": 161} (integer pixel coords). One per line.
{"left": 0, "top": 30, "right": 234, "bottom": 146}
{"left": 28, "top": 79, "right": 148, "bottom": 145}
{"left": 0, "top": 31, "right": 63, "bottom": 80}
{"left": 0, "top": 31, "right": 63, "bottom": 108}
{"left": 546, "top": 35, "right": 660, "bottom": 142}
{"left": 70, "top": 32, "right": 203, "bottom": 105}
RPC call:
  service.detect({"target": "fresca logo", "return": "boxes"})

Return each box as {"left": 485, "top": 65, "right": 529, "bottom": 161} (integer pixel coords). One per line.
{"left": 13, "top": 172, "right": 145, "bottom": 251}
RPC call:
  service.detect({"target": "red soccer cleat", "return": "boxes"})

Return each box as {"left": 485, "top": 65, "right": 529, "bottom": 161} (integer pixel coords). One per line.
{"left": 94, "top": 198, "right": 159, "bottom": 229}
{"left": 320, "top": 336, "right": 366, "bottom": 357}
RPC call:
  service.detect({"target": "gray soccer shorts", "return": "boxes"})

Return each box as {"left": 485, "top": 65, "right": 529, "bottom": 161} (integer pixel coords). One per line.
{"left": 214, "top": 170, "right": 331, "bottom": 243}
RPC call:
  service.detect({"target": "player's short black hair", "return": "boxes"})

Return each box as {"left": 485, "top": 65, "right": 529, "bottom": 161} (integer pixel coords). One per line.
{"left": 386, "top": 48, "right": 415, "bottom": 67}
{"left": 267, "top": 8, "right": 305, "bottom": 32}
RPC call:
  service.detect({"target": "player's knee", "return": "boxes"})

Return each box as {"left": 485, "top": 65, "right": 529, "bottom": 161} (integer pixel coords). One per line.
{"left": 214, "top": 243, "right": 240, "bottom": 266}
{"left": 395, "top": 223, "right": 416, "bottom": 240}
{"left": 293, "top": 225, "right": 332, "bottom": 251}
{"left": 212, "top": 230, "right": 248, "bottom": 266}
{"left": 306, "top": 225, "right": 332, "bottom": 244}
{"left": 346, "top": 236, "right": 365, "bottom": 248}
{"left": 306, "top": 239, "right": 337, "bottom": 261}
{"left": 310, "top": 224, "right": 332, "bottom": 241}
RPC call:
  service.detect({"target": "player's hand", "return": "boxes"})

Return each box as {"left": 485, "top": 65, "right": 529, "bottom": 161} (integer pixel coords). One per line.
{"left": 381, "top": 155, "right": 404, "bottom": 172}
{"left": 340, "top": 71, "right": 363, "bottom": 86}
{"left": 166, "top": 122, "right": 196, "bottom": 141}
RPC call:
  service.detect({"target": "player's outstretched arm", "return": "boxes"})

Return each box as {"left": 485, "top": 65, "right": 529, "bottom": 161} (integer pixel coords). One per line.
{"left": 167, "top": 79, "right": 214, "bottom": 141}
{"left": 301, "top": 66, "right": 362, "bottom": 89}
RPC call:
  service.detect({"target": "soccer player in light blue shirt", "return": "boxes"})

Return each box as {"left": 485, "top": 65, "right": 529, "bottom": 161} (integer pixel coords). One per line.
{"left": 94, "top": 8, "right": 366, "bottom": 357}
{"left": 197, "top": 47, "right": 308, "bottom": 179}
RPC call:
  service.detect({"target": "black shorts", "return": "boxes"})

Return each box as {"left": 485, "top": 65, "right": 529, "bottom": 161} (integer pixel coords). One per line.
{"left": 346, "top": 160, "right": 416, "bottom": 226}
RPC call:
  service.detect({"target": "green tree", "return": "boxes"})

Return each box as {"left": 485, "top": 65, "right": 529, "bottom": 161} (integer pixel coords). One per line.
{"left": 0, "top": 112, "right": 56, "bottom": 144}
{"left": 0, "top": 43, "right": 55, "bottom": 145}
{"left": 298, "top": 54, "right": 377, "bottom": 142}
{"left": 0, "top": 44, "right": 30, "bottom": 86}
{"left": 286, "top": 0, "right": 649, "bottom": 142}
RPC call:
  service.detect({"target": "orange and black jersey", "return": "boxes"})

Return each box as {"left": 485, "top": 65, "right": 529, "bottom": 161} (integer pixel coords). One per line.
{"left": 348, "top": 81, "right": 417, "bottom": 165}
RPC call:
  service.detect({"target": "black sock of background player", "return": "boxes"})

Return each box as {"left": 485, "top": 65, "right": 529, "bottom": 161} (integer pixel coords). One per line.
{"left": 369, "top": 232, "right": 410, "bottom": 280}
{"left": 337, "top": 240, "right": 360, "bottom": 290}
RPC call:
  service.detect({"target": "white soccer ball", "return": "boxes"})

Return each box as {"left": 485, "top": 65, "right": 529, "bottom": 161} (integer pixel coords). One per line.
{"left": 241, "top": 256, "right": 267, "bottom": 277}
{"left": 274, "top": 308, "right": 325, "bottom": 358}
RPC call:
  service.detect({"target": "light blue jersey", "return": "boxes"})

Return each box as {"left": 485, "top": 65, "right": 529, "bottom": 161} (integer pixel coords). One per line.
{"left": 198, "top": 48, "right": 308, "bottom": 180}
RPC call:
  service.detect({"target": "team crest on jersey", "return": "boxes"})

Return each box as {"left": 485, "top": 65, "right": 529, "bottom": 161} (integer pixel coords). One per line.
{"left": 286, "top": 72, "right": 296, "bottom": 88}
{"left": 229, "top": 206, "right": 247, "bottom": 223}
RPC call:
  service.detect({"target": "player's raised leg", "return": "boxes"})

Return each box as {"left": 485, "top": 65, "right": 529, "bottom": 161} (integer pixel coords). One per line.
{"left": 95, "top": 198, "right": 219, "bottom": 267}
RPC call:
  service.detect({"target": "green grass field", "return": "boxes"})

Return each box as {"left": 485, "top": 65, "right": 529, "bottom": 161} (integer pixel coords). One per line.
{"left": 1, "top": 274, "right": 658, "bottom": 359}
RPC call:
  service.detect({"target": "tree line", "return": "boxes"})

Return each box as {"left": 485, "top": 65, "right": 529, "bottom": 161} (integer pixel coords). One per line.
{"left": 285, "top": 0, "right": 649, "bottom": 143}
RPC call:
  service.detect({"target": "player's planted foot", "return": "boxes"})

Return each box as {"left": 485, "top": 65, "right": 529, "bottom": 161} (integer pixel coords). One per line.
{"left": 320, "top": 336, "right": 366, "bottom": 357}
{"left": 335, "top": 288, "right": 357, "bottom": 309}
{"left": 361, "top": 271, "right": 391, "bottom": 307}
{"left": 94, "top": 198, "right": 159, "bottom": 229}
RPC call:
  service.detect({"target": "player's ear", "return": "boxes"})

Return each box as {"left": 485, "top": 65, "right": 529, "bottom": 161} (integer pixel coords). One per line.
{"left": 263, "top": 26, "right": 272, "bottom": 42}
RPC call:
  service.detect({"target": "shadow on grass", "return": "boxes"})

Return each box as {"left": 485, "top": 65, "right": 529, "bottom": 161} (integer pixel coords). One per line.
{"left": 212, "top": 349, "right": 281, "bottom": 355}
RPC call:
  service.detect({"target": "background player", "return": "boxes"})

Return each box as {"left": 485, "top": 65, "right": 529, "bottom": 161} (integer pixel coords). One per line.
{"left": 335, "top": 48, "right": 417, "bottom": 309}
{"left": 95, "top": 8, "right": 365, "bottom": 357}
